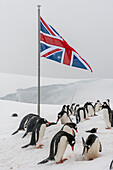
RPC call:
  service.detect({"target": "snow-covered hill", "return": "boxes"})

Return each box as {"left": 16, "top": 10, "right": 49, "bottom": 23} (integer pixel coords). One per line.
{"left": 1, "top": 77, "right": 113, "bottom": 105}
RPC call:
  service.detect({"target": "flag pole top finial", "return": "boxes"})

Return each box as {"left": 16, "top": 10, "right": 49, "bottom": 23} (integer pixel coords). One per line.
{"left": 37, "top": 5, "right": 41, "bottom": 8}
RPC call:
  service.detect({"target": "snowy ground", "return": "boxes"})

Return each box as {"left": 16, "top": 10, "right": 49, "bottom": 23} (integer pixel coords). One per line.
{"left": 0, "top": 73, "right": 113, "bottom": 170}
{"left": 0, "top": 100, "right": 113, "bottom": 170}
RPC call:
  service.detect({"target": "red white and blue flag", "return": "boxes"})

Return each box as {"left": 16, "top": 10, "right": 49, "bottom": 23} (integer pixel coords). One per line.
{"left": 40, "top": 17, "right": 93, "bottom": 72}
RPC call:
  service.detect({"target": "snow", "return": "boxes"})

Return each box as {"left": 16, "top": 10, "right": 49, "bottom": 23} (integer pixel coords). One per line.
{"left": 0, "top": 73, "right": 113, "bottom": 170}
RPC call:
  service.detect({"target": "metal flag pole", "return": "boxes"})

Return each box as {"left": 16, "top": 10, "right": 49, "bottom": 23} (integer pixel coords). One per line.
{"left": 37, "top": 5, "right": 41, "bottom": 116}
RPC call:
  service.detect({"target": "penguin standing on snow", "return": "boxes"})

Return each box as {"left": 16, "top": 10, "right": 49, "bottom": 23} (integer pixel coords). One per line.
{"left": 76, "top": 107, "right": 88, "bottom": 124}
{"left": 38, "top": 131, "right": 75, "bottom": 164}
{"left": 22, "top": 118, "right": 51, "bottom": 149}
{"left": 82, "top": 134, "right": 102, "bottom": 160}
{"left": 56, "top": 105, "right": 72, "bottom": 124}
{"left": 101, "top": 102, "right": 113, "bottom": 129}
{"left": 12, "top": 113, "right": 38, "bottom": 135}
{"left": 84, "top": 102, "right": 95, "bottom": 117}
{"left": 94, "top": 100, "right": 102, "bottom": 112}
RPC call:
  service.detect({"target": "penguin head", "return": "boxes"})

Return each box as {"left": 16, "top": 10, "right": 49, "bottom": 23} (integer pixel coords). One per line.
{"left": 101, "top": 102, "right": 110, "bottom": 109}
{"left": 67, "top": 135, "right": 75, "bottom": 151}
{"left": 40, "top": 118, "right": 51, "bottom": 126}
{"left": 56, "top": 111, "right": 66, "bottom": 123}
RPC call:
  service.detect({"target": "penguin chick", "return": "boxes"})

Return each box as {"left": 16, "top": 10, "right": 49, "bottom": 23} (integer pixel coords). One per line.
{"left": 82, "top": 134, "right": 102, "bottom": 160}
{"left": 86, "top": 128, "right": 98, "bottom": 134}
{"left": 38, "top": 131, "right": 75, "bottom": 164}
{"left": 12, "top": 113, "right": 38, "bottom": 135}
{"left": 22, "top": 118, "right": 50, "bottom": 149}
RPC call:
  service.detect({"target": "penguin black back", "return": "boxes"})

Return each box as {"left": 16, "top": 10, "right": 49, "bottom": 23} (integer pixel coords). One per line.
{"left": 22, "top": 115, "right": 40, "bottom": 138}
{"left": 12, "top": 113, "right": 37, "bottom": 135}
{"left": 38, "top": 131, "right": 75, "bottom": 164}
{"left": 22, "top": 118, "right": 48, "bottom": 148}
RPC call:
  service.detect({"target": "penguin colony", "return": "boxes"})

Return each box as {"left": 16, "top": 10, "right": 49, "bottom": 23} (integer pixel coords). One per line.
{"left": 12, "top": 99, "right": 113, "bottom": 167}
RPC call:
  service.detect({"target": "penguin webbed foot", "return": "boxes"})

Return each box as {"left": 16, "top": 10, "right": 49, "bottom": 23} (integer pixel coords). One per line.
{"left": 56, "top": 158, "right": 68, "bottom": 164}
{"left": 37, "top": 144, "right": 43, "bottom": 149}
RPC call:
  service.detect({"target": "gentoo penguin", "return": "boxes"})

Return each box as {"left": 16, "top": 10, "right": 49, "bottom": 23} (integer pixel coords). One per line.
{"left": 110, "top": 160, "right": 113, "bottom": 169}
{"left": 56, "top": 105, "right": 72, "bottom": 124}
{"left": 22, "top": 118, "right": 50, "bottom": 149}
{"left": 22, "top": 115, "right": 40, "bottom": 138}
{"left": 105, "top": 99, "right": 110, "bottom": 107}
{"left": 70, "top": 103, "right": 76, "bottom": 115}
{"left": 61, "top": 122, "right": 78, "bottom": 136}
{"left": 86, "top": 128, "right": 98, "bottom": 133}
{"left": 38, "top": 131, "right": 75, "bottom": 164}
{"left": 84, "top": 102, "right": 95, "bottom": 117}
{"left": 101, "top": 102, "right": 113, "bottom": 129}
{"left": 12, "top": 113, "right": 38, "bottom": 135}
{"left": 82, "top": 134, "right": 102, "bottom": 160}
{"left": 94, "top": 100, "right": 102, "bottom": 112}
{"left": 76, "top": 107, "right": 88, "bottom": 124}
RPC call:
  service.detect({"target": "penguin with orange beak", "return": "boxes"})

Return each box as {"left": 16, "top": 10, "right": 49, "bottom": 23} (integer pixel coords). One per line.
{"left": 22, "top": 118, "right": 52, "bottom": 149}
{"left": 38, "top": 131, "right": 75, "bottom": 164}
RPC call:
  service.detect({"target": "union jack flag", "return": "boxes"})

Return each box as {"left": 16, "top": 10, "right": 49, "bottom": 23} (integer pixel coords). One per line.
{"left": 40, "top": 17, "right": 93, "bottom": 72}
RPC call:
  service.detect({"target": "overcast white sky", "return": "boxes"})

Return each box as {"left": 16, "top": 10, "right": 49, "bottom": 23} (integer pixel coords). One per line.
{"left": 0, "top": 0, "right": 113, "bottom": 79}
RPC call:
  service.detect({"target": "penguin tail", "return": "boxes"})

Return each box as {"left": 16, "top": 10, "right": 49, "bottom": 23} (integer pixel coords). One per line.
{"left": 38, "top": 158, "right": 49, "bottom": 164}
{"left": 12, "top": 129, "right": 19, "bottom": 135}
{"left": 22, "top": 132, "right": 27, "bottom": 138}
{"left": 21, "top": 143, "right": 30, "bottom": 148}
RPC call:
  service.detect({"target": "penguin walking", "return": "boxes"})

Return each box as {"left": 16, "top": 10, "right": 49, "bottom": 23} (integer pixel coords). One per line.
{"left": 22, "top": 118, "right": 50, "bottom": 149}
{"left": 56, "top": 105, "right": 72, "bottom": 124}
{"left": 22, "top": 115, "right": 40, "bottom": 138}
{"left": 61, "top": 122, "right": 78, "bottom": 136}
{"left": 101, "top": 102, "right": 113, "bottom": 129}
{"left": 12, "top": 113, "right": 38, "bottom": 135}
{"left": 38, "top": 131, "right": 75, "bottom": 164}
{"left": 94, "top": 100, "right": 102, "bottom": 112}
{"left": 86, "top": 128, "right": 98, "bottom": 133}
{"left": 84, "top": 102, "right": 95, "bottom": 117}
{"left": 82, "top": 134, "right": 102, "bottom": 160}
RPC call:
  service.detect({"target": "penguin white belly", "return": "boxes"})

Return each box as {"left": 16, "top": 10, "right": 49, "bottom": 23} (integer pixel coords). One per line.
{"left": 103, "top": 109, "right": 111, "bottom": 128}
{"left": 88, "top": 106, "right": 94, "bottom": 116}
{"left": 55, "top": 136, "right": 68, "bottom": 163}
{"left": 61, "top": 114, "right": 70, "bottom": 124}
{"left": 36, "top": 124, "right": 46, "bottom": 147}
{"left": 95, "top": 104, "right": 100, "bottom": 112}
{"left": 80, "top": 110, "right": 84, "bottom": 122}
{"left": 84, "top": 138, "right": 100, "bottom": 160}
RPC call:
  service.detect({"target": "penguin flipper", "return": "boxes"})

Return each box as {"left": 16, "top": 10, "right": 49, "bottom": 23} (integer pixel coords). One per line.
{"left": 99, "top": 142, "right": 102, "bottom": 152}
{"left": 85, "top": 130, "right": 90, "bottom": 133}
{"left": 12, "top": 129, "right": 19, "bottom": 135}
{"left": 38, "top": 158, "right": 49, "bottom": 164}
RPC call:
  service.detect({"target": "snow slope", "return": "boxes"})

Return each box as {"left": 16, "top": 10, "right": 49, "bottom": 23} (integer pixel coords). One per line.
{"left": 0, "top": 100, "right": 113, "bottom": 170}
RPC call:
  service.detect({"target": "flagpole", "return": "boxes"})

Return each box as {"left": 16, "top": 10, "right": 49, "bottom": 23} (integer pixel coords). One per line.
{"left": 37, "top": 5, "right": 41, "bottom": 116}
